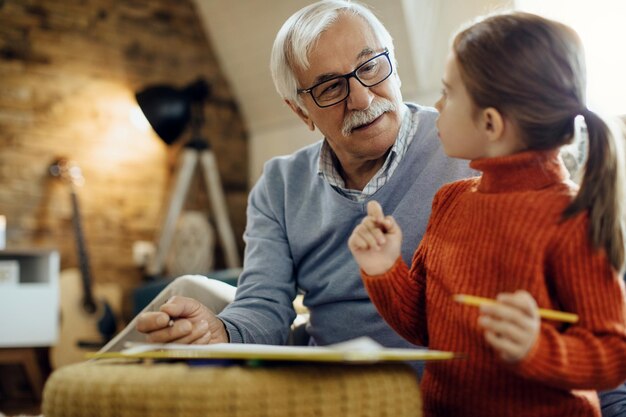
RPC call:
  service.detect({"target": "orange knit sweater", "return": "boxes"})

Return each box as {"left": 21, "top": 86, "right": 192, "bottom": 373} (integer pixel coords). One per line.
{"left": 363, "top": 149, "right": 626, "bottom": 417}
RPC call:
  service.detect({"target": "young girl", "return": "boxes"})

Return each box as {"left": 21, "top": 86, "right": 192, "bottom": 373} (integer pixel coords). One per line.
{"left": 349, "top": 12, "right": 626, "bottom": 417}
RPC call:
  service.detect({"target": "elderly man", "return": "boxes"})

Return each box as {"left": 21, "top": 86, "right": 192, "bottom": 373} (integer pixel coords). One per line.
{"left": 136, "top": 0, "right": 471, "bottom": 347}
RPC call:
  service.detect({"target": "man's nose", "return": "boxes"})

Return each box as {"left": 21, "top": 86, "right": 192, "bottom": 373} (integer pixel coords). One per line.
{"left": 346, "top": 77, "right": 373, "bottom": 111}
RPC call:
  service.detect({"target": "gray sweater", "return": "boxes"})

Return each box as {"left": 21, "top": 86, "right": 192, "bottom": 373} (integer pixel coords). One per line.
{"left": 219, "top": 105, "right": 475, "bottom": 348}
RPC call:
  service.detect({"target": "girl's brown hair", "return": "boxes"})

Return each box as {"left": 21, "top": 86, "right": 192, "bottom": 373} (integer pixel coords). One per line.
{"left": 453, "top": 12, "right": 625, "bottom": 270}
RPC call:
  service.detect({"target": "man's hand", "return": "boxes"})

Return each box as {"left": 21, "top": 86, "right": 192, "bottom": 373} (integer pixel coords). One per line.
{"left": 478, "top": 290, "right": 540, "bottom": 363}
{"left": 136, "top": 296, "right": 229, "bottom": 344}
{"left": 348, "top": 200, "right": 402, "bottom": 275}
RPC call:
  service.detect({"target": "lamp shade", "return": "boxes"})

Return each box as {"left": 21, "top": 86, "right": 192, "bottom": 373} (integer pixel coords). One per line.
{"left": 135, "top": 79, "right": 210, "bottom": 145}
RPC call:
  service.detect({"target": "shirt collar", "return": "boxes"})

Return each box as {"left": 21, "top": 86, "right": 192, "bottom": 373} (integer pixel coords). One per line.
{"left": 317, "top": 104, "right": 411, "bottom": 187}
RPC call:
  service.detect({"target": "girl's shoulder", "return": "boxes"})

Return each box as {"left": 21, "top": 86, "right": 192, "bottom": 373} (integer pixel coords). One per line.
{"left": 436, "top": 177, "right": 480, "bottom": 197}
{"left": 432, "top": 177, "right": 480, "bottom": 210}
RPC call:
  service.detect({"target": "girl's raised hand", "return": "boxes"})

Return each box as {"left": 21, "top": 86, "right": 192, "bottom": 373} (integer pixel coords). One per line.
{"left": 478, "top": 290, "right": 541, "bottom": 363}
{"left": 348, "top": 200, "right": 402, "bottom": 275}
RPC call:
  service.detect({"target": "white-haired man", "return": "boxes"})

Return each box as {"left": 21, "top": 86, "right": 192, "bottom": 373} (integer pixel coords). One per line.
{"left": 137, "top": 0, "right": 473, "bottom": 348}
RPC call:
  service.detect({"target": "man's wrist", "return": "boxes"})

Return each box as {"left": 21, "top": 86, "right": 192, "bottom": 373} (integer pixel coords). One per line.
{"left": 219, "top": 317, "right": 243, "bottom": 343}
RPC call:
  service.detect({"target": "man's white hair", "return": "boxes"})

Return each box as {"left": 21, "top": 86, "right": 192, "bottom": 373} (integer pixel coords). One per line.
{"left": 270, "top": 0, "right": 396, "bottom": 111}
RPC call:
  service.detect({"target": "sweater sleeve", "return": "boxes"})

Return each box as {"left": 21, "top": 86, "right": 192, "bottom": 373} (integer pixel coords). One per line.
{"left": 218, "top": 169, "right": 297, "bottom": 344}
{"left": 514, "top": 213, "right": 626, "bottom": 390}
{"left": 359, "top": 183, "right": 462, "bottom": 346}
{"left": 362, "top": 244, "right": 429, "bottom": 347}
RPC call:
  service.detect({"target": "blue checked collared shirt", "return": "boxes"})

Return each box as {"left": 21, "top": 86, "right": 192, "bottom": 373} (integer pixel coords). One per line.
{"left": 318, "top": 103, "right": 419, "bottom": 202}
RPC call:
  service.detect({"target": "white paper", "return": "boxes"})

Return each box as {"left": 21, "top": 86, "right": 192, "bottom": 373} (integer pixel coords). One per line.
{"left": 115, "top": 336, "right": 455, "bottom": 363}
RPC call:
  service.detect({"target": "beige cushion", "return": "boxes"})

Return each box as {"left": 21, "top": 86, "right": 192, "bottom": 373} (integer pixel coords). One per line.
{"left": 43, "top": 360, "right": 422, "bottom": 417}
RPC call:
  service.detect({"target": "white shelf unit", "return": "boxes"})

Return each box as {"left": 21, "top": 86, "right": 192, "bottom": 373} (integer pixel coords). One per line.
{"left": 0, "top": 249, "right": 60, "bottom": 347}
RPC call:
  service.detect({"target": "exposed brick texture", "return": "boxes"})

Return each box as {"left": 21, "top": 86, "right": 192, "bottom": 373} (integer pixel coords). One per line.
{"left": 0, "top": 0, "right": 249, "bottom": 320}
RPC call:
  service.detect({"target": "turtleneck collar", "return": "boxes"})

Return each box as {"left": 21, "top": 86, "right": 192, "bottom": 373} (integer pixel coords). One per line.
{"left": 470, "top": 149, "right": 570, "bottom": 193}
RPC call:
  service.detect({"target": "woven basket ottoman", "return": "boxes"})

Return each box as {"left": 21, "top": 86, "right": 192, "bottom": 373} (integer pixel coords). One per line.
{"left": 42, "top": 360, "right": 422, "bottom": 417}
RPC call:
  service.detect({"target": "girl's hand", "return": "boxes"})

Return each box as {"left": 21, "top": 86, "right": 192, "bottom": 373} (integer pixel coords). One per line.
{"left": 478, "top": 290, "right": 540, "bottom": 363}
{"left": 348, "top": 200, "right": 402, "bottom": 275}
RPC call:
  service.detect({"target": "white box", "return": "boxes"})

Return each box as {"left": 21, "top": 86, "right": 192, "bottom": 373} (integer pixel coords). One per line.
{"left": 0, "top": 260, "right": 19, "bottom": 285}
{"left": 0, "top": 250, "right": 59, "bottom": 347}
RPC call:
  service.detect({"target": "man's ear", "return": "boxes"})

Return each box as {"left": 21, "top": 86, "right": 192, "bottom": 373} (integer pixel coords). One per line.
{"left": 481, "top": 107, "right": 504, "bottom": 142}
{"left": 285, "top": 99, "right": 315, "bottom": 131}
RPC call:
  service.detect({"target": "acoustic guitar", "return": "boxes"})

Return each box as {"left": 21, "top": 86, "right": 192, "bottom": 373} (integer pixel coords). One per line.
{"left": 49, "top": 158, "right": 122, "bottom": 369}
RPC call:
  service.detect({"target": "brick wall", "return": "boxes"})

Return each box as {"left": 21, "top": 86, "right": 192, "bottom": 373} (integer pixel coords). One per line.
{"left": 0, "top": 0, "right": 248, "bottom": 319}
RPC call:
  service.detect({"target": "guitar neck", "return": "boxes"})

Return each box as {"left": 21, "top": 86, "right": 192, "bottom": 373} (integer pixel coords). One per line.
{"left": 69, "top": 189, "right": 96, "bottom": 313}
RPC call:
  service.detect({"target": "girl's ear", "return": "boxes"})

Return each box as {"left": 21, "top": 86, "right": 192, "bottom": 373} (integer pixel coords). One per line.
{"left": 481, "top": 107, "right": 504, "bottom": 142}
{"left": 285, "top": 99, "right": 315, "bottom": 131}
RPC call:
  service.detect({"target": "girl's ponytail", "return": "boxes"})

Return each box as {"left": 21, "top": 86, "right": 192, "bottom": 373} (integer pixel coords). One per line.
{"left": 563, "top": 110, "right": 625, "bottom": 271}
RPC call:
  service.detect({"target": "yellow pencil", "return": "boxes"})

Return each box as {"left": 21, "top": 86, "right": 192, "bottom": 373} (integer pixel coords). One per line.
{"left": 453, "top": 294, "right": 579, "bottom": 323}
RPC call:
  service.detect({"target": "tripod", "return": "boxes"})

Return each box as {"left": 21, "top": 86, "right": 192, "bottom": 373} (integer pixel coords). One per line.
{"left": 145, "top": 141, "right": 241, "bottom": 278}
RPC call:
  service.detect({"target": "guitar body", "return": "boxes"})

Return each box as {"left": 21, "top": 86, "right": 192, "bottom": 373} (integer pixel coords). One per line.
{"left": 50, "top": 268, "right": 122, "bottom": 369}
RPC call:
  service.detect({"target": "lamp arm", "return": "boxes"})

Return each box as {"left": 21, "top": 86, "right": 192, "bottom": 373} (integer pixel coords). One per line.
{"left": 146, "top": 150, "right": 199, "bottom": 277}
{"left": 200, "top": 150, "right": 241, "bottom": 269}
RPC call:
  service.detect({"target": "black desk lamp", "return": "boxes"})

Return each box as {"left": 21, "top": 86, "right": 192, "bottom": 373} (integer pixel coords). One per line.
{"left": 136, "top": 78, "right": 241, "bottom": 277}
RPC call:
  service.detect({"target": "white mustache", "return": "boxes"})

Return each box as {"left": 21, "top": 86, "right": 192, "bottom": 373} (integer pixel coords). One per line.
{"left": 341, "top": 99, "right": 396, "bottom": 136}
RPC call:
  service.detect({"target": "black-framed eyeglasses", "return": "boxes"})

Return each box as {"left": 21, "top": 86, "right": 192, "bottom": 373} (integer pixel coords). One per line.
{"left": 297, "top": 49, "right": 392, "bottom": 108}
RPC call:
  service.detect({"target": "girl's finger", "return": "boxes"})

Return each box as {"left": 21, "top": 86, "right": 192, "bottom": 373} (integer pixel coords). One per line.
{"left": 480, "top": 302, "right": 533, "bottom": 332}
{"left": 364, "top": 217, "right": 388, "bottom": 245}
{"left": 357, "top": 222, "right": 381, "bottom": 249}
{"left": 350, "top": 234, "right": 368, "bottom": 250}
{"left": 479, "top": 314, "right": 530, "bottom": 345}
{"left": 484, "top": 329, "right": 523, "bottom": 362}
{"left": 367, "top": 200, "right": 385, "bottom": 219}
{"left": 497, "top": 290, "right": 538, "bottom": 319}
